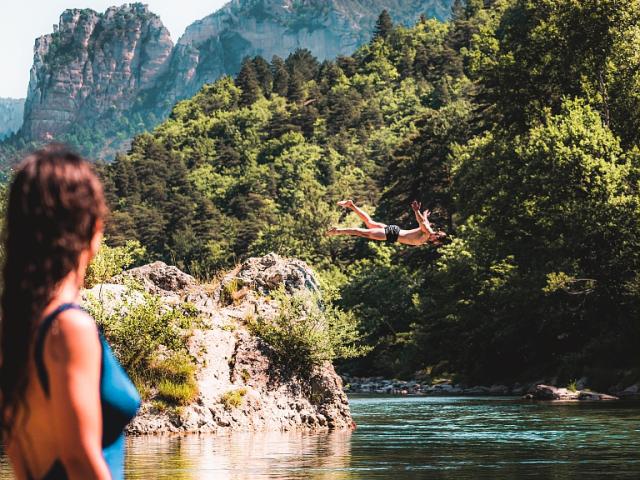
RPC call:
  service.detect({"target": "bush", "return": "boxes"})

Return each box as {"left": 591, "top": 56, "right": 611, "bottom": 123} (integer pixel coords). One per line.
{"left": 248, "top": 287, "right": 370, "bottom": 373}
{"left": 86, "top": 240, "right": 146, "bottom": 288}
{"left": 220, "top": 387, "right": 248, "bottom": 410}
{"left": 85, "top": 284, "right": 199, "bottom": 406}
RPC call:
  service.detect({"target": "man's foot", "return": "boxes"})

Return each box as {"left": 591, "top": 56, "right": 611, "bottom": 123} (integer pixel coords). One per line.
{"left": 337, "top": 200, "right": 355, "bottom": 209}
{"left": 326, "top": 227, "right": 339, "bottom": 236}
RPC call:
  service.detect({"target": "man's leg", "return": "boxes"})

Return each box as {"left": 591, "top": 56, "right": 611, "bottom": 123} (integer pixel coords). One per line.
{"left": 338, "top": 200, "right": 386, "bottom": 229}
{"left": 327, "top": 227, "right": 386, "bottom": 241}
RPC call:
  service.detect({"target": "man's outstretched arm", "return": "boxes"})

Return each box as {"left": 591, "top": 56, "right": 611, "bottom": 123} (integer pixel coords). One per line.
{"left": 411, "top": 201, "right": 435, "bottom": 235}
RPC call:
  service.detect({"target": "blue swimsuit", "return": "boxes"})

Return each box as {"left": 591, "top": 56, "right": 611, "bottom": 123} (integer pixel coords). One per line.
{"left": 30, "top": 303, "right": 140, "bottom": 480}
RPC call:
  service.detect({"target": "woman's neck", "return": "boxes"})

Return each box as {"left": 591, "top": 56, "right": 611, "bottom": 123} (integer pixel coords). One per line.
{"left": 44, "top": 267, "right": 85, "bottom": 316}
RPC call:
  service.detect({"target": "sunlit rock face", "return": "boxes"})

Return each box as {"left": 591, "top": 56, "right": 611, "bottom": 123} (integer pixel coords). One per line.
{"left": 86, "top": 254, "right": 354, "bottom": 434}
{"left": 22, "top": 4, "right": 173, "bottom": 141}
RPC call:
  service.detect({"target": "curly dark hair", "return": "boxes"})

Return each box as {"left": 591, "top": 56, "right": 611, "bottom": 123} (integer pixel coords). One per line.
{"left": 0, "top": 144, "right": 107, "bottom": 437}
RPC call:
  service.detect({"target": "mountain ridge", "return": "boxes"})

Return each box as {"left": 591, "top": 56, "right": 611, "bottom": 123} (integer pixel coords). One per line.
{"left": 1, "top": 0, "right": 454, "bottom": 164}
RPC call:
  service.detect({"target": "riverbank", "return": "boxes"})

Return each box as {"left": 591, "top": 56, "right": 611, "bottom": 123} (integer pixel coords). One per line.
{"left": 341, "top": 375, "right": 640, "bottom": 401}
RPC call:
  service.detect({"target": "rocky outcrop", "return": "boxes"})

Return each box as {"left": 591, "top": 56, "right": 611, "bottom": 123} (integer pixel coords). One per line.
{"left": 21, "top": 4, "right": 173, "bottom": 141}
{"left": 523, "top": 384, "right": 618, "bottom": 402}
{"left": 0, "top": 98, "right": 25, "bottom": 140}
{"left": 88, "top": 254, "right": 352, "bottom": 434}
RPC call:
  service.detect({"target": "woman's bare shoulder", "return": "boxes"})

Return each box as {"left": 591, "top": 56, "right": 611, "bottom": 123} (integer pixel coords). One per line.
{"left": 45, "top": 308, "right": 99, "bottom": 362}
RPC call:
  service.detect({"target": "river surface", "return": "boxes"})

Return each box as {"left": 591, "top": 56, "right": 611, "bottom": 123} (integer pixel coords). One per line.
{"left": 1, "top": 395, "right": 639, "bottom": 479}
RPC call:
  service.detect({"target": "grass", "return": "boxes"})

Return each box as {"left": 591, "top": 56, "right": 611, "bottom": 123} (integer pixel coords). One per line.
{"left": 220, "top": 387, "right": 248, "bottom": 410}
{"left": 157, "top": 379, "right": 199, "bottom": 406}
{"left": 567, "top": 379, "right": 579, "bottom": 392}
{"left": 151, "top": 352, "right": 199, "bottom": 406}
{"left": 240, "top": 369, "right": 251, "bottom": 383}
{"left": 220, "top": 278, "right": 241, "bottom": 305}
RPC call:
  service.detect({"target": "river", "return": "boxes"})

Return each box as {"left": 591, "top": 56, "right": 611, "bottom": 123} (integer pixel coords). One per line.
{"left": 1, "top": 395, "right": 639, "bottom": 478}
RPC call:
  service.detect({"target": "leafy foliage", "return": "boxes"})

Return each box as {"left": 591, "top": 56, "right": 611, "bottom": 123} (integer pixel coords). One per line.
{"left": 85, "top": 240, "right": 146, "bottom": 288}
{"left": 248, "top": 287, "right": 370, "bottom": 374}
{"left": 220, "top": 387, "right": 248, "bottom": 410}
{"left": 93, "top": 2, "right": 640, "bottom": 383}
{"left": 85, "top": 284, "right": 199, "bottom": 405}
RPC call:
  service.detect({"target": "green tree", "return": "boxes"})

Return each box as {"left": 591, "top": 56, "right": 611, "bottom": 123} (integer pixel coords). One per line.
{"left": 271, "top": 55, "right": 289, "bottom": 97}
{"left": 236, "top": 57, "right": 261, "bottom": 106}
{"left": 252, "top": 56, "right": 273, "bottom": 97}
{"left": 373, "top": 10, "right": 394, "bottom": 41}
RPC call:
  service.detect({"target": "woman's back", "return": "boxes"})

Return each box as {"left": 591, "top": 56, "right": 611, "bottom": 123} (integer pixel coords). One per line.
{"left": 1, "top": 146, "right": 140, "bottom": 479}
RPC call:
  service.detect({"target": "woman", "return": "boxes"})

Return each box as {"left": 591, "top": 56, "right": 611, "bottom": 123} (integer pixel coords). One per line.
{"left": 0, "top": 145, "right": 140, "bottom": 479}
{"left": 327, "top": 200, "right": 447, "bottom": 246}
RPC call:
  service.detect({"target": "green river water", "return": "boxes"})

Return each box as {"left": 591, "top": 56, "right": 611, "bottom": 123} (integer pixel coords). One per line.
{"left": 2, "top": 395, "right": 639, "bottom": 479}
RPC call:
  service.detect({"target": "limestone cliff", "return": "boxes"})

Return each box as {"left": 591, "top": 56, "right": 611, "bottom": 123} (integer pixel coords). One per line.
{"left": 21, "top": 4, "right": 173, "bottom": 142}
{"left": 0, "top": 99, "right": 24, "bottom": 140}
{"left": 86, "top": 254, "right": 353, "bottom": 434}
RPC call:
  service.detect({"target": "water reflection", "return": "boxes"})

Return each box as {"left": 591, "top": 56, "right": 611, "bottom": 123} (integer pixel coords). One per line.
{"left": 125, "top": 430, "right": 352, "bottom": 479}
{"left": 1, "top": 397, "right": 639, "bottom": 479}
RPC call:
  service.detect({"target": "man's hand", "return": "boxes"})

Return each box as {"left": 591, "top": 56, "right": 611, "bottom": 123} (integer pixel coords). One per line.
{"left": 411, "top": 200, "right": 421, "bottom": 212}
{"left": 422, "top": 210, "right": 435, "bottom": 233}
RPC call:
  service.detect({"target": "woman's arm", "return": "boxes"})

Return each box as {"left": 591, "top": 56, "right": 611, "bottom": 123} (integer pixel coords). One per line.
{"left": 46, "top": 310, "right": 111, "bottom": 480}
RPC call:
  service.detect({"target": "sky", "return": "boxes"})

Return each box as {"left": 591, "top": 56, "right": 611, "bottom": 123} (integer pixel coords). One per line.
{"left": 1, "top": 1, "right": 229, "bottom": 99}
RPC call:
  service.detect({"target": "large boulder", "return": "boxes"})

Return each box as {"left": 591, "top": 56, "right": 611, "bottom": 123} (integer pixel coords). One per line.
{"left": 222, "top": 252, "right": 320, "bottom": 296}
{"left": 115, "top": 261, "right": 198, "bottom": 295}
{"left": 89, "top": 254, "right": 353, "bottom": 434}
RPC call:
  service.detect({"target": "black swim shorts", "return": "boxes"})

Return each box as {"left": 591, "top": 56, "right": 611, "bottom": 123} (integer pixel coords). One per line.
{"left": 384, "top": 225, "right": 401, "bottom": 244}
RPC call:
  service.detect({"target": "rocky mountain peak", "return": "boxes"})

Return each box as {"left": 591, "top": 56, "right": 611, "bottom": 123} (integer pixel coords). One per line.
{"left": 22, "top": 3, "right": 173, "bottom": 141}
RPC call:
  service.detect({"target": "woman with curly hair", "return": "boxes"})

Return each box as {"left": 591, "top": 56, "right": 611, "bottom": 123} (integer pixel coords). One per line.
{"left": 0, "top": 145, "right": 140, "bottom": 479}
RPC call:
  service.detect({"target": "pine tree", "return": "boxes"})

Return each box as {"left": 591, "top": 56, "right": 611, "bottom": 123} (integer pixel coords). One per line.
{"left": 285, "top": 49, "right": 320, "bottom": 81}
{"left": 373, "top": 10, "right": 393, "bottom": 41}
{"left": 287, "top": 70, "right": 306, "bottom": 103}
{"left": 271, "top": 55, "right": 289, "bottom": 97}
{"left": 451, "top": 0, "right": 465, "bottom": 21}
{"left": 236, "top": 57, "right": 261, "bottom": 106}
{"left": 252, "top": 56, "right": 273, "bottom": 98}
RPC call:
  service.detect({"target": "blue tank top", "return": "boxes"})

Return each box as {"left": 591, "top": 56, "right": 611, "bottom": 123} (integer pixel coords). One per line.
{"left": 31, "top": 303, "right": 140, "bottom": 480}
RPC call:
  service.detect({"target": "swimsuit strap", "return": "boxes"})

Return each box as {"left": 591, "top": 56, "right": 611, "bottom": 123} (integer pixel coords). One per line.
{"left": 34, "top": 303, "right": 85, "bottom": 397}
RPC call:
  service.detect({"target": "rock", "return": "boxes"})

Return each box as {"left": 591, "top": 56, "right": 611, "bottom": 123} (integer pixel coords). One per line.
{"left": 115, "top": 261, "right": 198, "bottom": 295}
{"left": 22, "top": 4, "right": 173, "bottom": 143}
{"left": 87, "top": 254, "right": 353, "bottom": 434}
{"left": 523, "top": 384, "right": 618, "bottom": 402}
{"left": 489, "top": 384, "right": 510, "bottom": 395}
{"left": 221, "top": 252, "right": 320, "bottom": 296}
{"left": 619, "top": 384, "right": 640, "bottom": 400}
{"left": 578, "top": 391, "right": 618, "bottom": 401}
{"left": 464, "top": 386, "right": 491, "bottom": 395}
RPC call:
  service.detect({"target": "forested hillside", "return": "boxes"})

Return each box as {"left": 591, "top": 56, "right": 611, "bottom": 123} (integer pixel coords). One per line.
{"left": 101, "top": 0, "right": 640, "bottom": 387}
